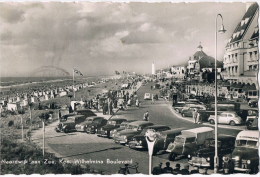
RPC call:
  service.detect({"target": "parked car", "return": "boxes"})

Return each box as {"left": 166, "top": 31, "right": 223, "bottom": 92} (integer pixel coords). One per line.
{"left": 248, "top": 99, "right": 258, "bottom": 108}
{"left": 208, "top": 112, "right": 242, "bottom": 126}
{"left": 56, "top": 115, "right": 87, "bottom": 133}
{"left": 75, "top": 109, "right": 97, "bottom": 117}
{"left": 181, "top": 105, "right": 207, "bottom": 117}
{"left": 75, "top": 116, "right": 105, "bottom": 132}
{"left": 152, "top": 128, "right": 186, "bottom": 155}
{"left": 85, "top": 117, "right": 107, "bottom": 134}
{"left": 110, "top": 120, "right": 137, "bottom": 138}
{"left": 247, "top": 117, "right": 258, "bottom": 130}
{"left": 188, "top": 135, "right": 236, "bottom": 169}
{"left": 144, "top": 93, "right": 152, "bottom": 100}
{"left": 113, "top": 121, "right": 154, "bottom": 145}
{"left": 174, "top": 103, "right": 203, "bottom": 113}
{"left": 166, "top": 127, "right": 214, "bottom": 161}
{"left": 223, "top": 130, "right": 259, "bottom": 174}
{"left": 96, "top": 118, "right": 127, "bottom": 137}
{"left": 128, "top": 125, "right": 171, "bottom": 150}
{"left": 246, "top": 109, "right": 258, "bottom": 126}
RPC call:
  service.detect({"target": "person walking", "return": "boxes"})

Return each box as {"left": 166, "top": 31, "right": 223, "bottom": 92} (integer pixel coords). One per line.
{"left": 136, "top": 99, "right": 139, "bottom": 108}
{"left": 143, "top": 111, "right": 149, "bottom": 121}
{"left": 192, "top": 109, "right": 198, "bottom": 124}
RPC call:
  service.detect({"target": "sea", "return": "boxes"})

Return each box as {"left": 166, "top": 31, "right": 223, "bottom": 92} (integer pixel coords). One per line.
{"left": 0, "top": 76, "right": 114, "bottom": 89}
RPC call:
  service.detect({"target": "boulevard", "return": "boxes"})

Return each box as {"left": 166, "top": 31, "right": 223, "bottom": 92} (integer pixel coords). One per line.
{"left": 31, "top": 82, "right": 243, "bottom": 174}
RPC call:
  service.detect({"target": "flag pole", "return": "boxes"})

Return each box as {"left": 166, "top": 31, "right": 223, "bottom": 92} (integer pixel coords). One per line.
{"left": 73, "top": 68, "right": 75, "bottom": 98}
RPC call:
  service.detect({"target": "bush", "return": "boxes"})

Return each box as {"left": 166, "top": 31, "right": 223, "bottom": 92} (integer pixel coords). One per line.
{"left": 0, "top": 138, "right": 97, "bottom": 175}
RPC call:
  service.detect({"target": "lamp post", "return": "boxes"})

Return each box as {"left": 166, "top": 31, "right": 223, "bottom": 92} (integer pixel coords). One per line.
{"left": 214, "top": 14, "right": 226, "bottom": 173}
{"left": 145, "top": 129, "right": 159, "bottom": 175}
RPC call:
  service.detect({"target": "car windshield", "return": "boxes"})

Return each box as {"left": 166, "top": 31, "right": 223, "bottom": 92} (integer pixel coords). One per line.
{"left": 108, "top": 121, "right": 116, "bottom": 125}
{"left": 174, "top": 136, "right": 185, "bottom": 143}
{"left": 236, "top": 140, "right": 258, "bottom": 148}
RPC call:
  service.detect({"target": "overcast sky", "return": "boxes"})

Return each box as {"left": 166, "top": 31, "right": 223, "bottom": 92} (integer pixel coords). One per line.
{"left": 0, "top": 2, "right": 248, "bottom": 77}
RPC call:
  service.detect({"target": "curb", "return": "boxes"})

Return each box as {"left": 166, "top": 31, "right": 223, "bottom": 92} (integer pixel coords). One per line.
{"left": 167, "top": 104, "right": 246, "bottom": 131}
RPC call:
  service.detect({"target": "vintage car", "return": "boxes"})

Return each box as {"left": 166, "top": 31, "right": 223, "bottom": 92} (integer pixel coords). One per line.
{"left": 144, "top": 93, "right": 152, "bottom": 100}
{"left": 208, "top": 112, "right": 242, "bottom": 126}
{"left": 96, "top": 118, "right": 127, "bottom": 138}
{"left": 188, "top": 135, "right": 236, "bottom": 169}
{"left": 128, "top": 125, "right": 171, "bottom": 150}
{"left": 113, "top": 121, "right": 154, "bottom": 145}
{"left": 110, "top": 120, "right": 137, "bottom": 138}
{"left": 85, "top": 117, "right": 107, "bottom": 134}
{"left": 246, "top": 109, "right": 258, "bottom": 125}
{"left": 129, "top": 128, "right": 185, "bottom": 155}
{"left": 223, "top": 130, "right": 259, "bottom": 174}
{"left": 60, "top": 113, "right": 76, "bottom": 122}
{"left": 248, "top": 99, "right": 258, "bottom": 108}
{"left": 181, "top": 105, "right": 207, "bottom": 117}
{"left": 75, "top": 109, "right": 97, "bottom": 117}
{"left": 174, "top": 103, "right": 202, "bottom": 113}
{"left": 166, "top": 127, "right": 214, "bottom": 161}
{"left": 56, "top": 115, "right": 87, "bottom": 133}
{"left": 247, "top": 118, "right": 258, "bottom": 130}
{"left": 75, "top": 116, "right": 105, "bottom": 132}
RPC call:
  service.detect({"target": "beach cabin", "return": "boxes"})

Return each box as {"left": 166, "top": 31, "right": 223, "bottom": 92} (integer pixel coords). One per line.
{"left": 7, "top": 103, "right": 20, "bottom": 111}
{"left": 59, "top": 91, "right": 68, "bottom": 97}
{"left": 20, "top": 99, "right": 28, "bottom": 107}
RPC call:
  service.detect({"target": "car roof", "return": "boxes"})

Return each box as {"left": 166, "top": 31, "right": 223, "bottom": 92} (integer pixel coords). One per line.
{"left": 68, "top": 115, "right": 86, "bottom": 118}
{"left": 145, "top": 125, "right": 170, "bottom": 129}
{"left": 128, "top": 121, "right": 153, "bottom": 126}
{"left": 87, "top": 116, "right": 104, "bottom": 120}
{"left": 109, "top": 118, "right": 127, "bottom": 121}
{"left": 162, "top": 128, "right": 186, "bottom": 134}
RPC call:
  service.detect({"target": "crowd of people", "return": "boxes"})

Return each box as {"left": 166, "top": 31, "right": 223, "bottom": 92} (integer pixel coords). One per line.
{"left": 152, "top": 162, "right": 208, "bottom": 175}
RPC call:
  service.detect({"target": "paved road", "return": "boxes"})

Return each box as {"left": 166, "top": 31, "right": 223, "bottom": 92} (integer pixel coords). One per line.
{"left": 31, "top": 81, "right": 243, "bottom": 175}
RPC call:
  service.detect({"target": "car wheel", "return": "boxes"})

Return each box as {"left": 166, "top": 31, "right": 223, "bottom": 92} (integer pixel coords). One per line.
{"left": 209, "top": 119, "right": 215, "bottom": 124}
{"left": 168, "top": 152, "right": 176, "bottom": 161}
{"left": 229, "top": 121, "right": 236, "bottom": 126}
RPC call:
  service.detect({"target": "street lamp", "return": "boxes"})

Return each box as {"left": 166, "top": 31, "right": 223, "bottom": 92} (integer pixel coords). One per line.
{"left": 214, "top": 14, "right": 226, "bottom": 173}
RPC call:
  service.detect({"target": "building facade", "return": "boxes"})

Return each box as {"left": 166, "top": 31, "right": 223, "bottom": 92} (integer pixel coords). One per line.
{"left": 222, "top": 2, "right": 259, "bottom": 91}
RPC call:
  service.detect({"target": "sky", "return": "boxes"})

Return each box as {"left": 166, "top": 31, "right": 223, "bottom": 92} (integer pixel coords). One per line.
{"left": 0, "top": 2, "right": 249, "bottom": 77}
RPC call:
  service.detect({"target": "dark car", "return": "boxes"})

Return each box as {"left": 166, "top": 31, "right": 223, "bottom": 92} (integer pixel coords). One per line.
{"left": 110, "top": 120, "right": 138, "bottom": 138}
{"left": 248, "top": 99, "right": 258, "bottom": 108}
{"left": 86, "top": 117, "right": 107, "bottom": 134}
{"left": 113, "top": 121, "right": 154, "bottom": 145}
{"left": 181, "top": 105, "right": 206, "bottom": 117}
{"left": 56, "top": 115, "right": 87, "bottom": 133}
{"left": 223, "top": 130, "right": 259, "bottom": 174}
{"left": 247, "top": 117, "right": 258, "bottom": 130}
{"left": 75, "top": 109, "right": 97, "bottom": 117}
{"left": 188, "top": 135, "right": 236, "bottom": 169}
{"left": 75, "top": 116, "right": 105, "bottom": 132}
{"left": 97, "top": 118, "right": 127, "bottom": 138}
{"left": 128, "top": 125, "right": 171, "bottom": 150}
{"left": 246, "top": 109, "right": 258, "bottom": 126}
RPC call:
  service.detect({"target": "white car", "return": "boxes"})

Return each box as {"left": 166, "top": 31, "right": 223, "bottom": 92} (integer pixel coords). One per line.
{"left": 144, "top": 93, "right": 151, "bottom": 100}
{"left": 208, "top": 112, "right": 242, "bottom": 126}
